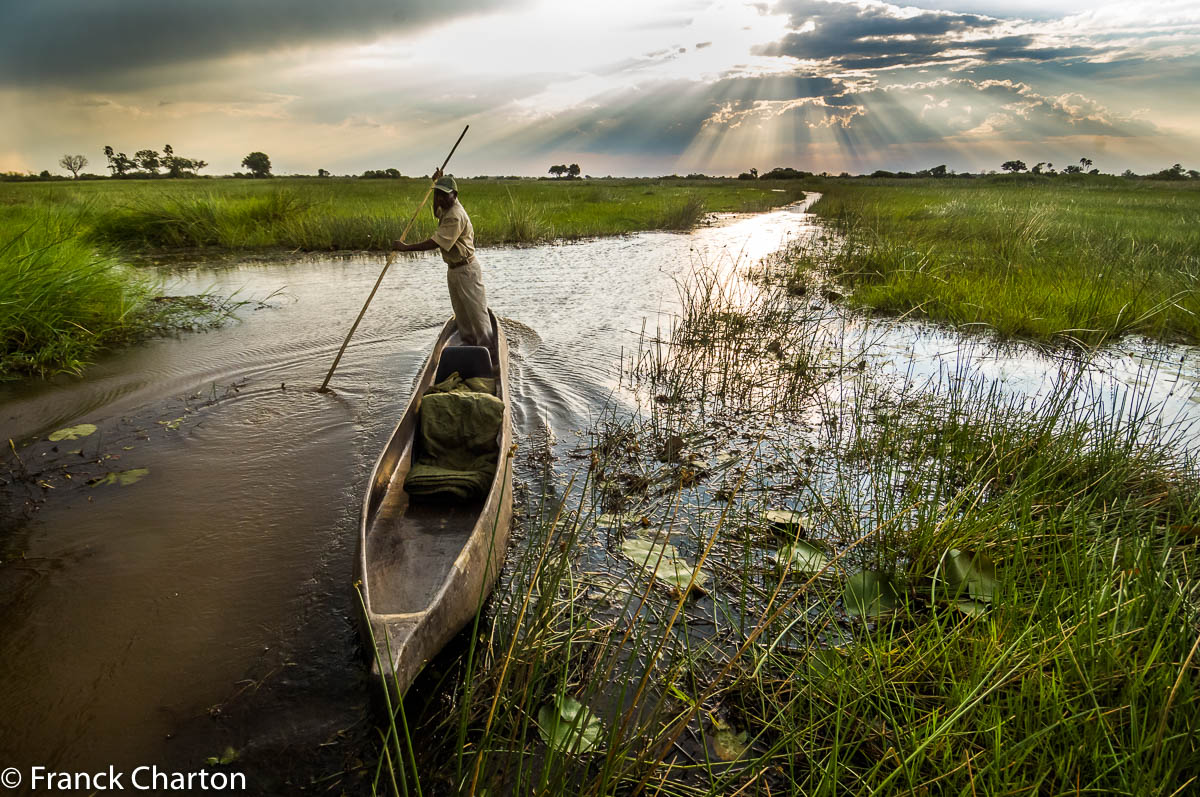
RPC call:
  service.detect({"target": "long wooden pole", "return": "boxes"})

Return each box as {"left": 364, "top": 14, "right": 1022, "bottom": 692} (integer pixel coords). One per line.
{"left": 318, "top": 124, "right": 469, "bottom": 392}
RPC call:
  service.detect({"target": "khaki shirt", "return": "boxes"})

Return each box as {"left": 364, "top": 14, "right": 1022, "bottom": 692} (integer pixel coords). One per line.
{"left": 431, "top": 199, "right": 475, "bottom": 267}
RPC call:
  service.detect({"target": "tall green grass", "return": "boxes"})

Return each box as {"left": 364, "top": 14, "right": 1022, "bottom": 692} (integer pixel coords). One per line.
{"left": 0, "top": 178, "right": 806, "bottom": 253}
{"left": 804, "top": 181, "right": 1200, "bottom": 345}
{"left": 369, "top": 249, "right": 1200, "bottom": 794}
{"left": 90, "top": 189, "right": 315, "bottom": 248}
{"left": 0, "top": 209, "right": 155, "bottom": 377}
{"left": 0, "top": 207, "right": 239, "bottom": 379}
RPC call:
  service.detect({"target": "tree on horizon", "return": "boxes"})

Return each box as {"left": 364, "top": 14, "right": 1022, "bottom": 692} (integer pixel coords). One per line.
{"left": 242, "top": 152, "right": 272, "bottom": 178}
{"left": 59, "top": 154, "right": 87, "bottom": 178}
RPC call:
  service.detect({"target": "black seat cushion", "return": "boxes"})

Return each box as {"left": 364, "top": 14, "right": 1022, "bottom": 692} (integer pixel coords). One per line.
{"left": 435, "top": 345, "right": 492, "bottom": 382}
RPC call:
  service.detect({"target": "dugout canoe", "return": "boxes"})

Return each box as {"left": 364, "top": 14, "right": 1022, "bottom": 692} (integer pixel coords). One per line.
{"left": 355, "top": 311, "right": 512, "bottom": 698}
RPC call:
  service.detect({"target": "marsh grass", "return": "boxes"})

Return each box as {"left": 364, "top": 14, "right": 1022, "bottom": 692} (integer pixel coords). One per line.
{"left": 0, "top": 208, "right": 237, "bottom": 378}
{"left": 0, "top": 178, "right": 806, "bottom": 254}
{"left": 804, "top": 181, "right": 1200, "bottom": 345}
{"left": 370, "top": 243, "right": 1200, "bottom": 794}
{"left": 90, "top": 189, "right": 316, "bottom": 248}
{"left": 654, "top": 193, "right": 707, "bottom": 230}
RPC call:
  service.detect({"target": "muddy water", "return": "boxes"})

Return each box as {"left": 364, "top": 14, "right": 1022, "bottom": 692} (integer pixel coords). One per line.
{"left": 0, "top": 202, "right": 819, "bottom": 790}
{"left": 2, "top": 195, "right": 1198, "bottom": 791}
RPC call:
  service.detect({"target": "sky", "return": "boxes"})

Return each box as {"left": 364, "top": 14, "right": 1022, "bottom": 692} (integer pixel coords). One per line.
{"left": 2, "top": 0, "right": 1198, "bottom": 177}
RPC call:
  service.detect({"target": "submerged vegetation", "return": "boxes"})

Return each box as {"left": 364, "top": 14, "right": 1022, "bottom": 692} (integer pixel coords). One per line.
{"left": 366, "top": 239, "right": 1200, "bottom": 795}
{"left": 800, "top": 180, "right": 1200, "bottom": 345}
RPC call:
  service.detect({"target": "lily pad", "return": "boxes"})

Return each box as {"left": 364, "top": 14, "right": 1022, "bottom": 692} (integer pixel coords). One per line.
{"left": 537, "top": 696, "right": 604, "bottom": 755}
{"left": 843, "top": 570, "right": 901, "bottom": 618}
{"left": 712, "top": 727, "right": 750, "bottom": 761}
{"left": 763, "top": 509, "right": 807, "bottom": 533}
{"left": 775, "top": 541, "right": 832, "bottom": 575}
{"left": 942, "top": 548, "right": 998, "bottom": 603}
{"left": 807, "top": 647, "right": 845, "bottom": 678}
{"left": 596, "top": 512, "right": 643, "bottom": 528}
{"left": 621, "top": 537, "right": 710, "bottom": 593}
{"left": 48, "top": 424, "right": 96, "bottom": 442}
{"left": 91, "top": 468, "right": 150, "bottom": 487}
{"left": 205, "top": 746, "right": 238, "bottom": 766}
{"left": 955, "top": 599, "right": 990, "bottom": 617}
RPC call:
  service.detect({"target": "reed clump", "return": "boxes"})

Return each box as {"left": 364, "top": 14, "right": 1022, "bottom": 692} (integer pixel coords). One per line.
{"left": 654, "top": 193, "right": 706, "bottom": 230}
{"left": 90, "top": 189, "right": 316, "bottom": 248}
{"left": 0, "top": 208, "right": 243, "bottom": 378}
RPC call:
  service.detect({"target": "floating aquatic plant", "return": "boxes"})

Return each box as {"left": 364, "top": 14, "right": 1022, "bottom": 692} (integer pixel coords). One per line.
{"left": 537, "top": 696, "right": 604, "bottom": 755}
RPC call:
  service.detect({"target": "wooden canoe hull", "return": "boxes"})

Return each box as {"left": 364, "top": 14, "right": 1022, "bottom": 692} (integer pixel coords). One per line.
{"left": 355, "top": 311, "right": 512, "bottom": 699}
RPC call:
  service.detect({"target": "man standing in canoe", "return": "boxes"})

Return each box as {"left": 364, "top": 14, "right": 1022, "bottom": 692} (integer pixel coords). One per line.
{"left": 392, "top": 170, "right": 492, "bottom": 347}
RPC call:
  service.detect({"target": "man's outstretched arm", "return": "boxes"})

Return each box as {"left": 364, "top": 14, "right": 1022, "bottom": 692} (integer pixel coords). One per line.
{"left": 392, "top": 238, "right": 440, "bottom": 252}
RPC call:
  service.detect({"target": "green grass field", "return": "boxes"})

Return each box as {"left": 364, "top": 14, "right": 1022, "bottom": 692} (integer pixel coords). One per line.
{"left": 0, "top": 177, "right": 803, "bottom": 378}
{"left": 2, "top": 177, "right": 805, "bottom": 252}
{"left": 799, "top": 177, "right": 1200, "bottom": 345}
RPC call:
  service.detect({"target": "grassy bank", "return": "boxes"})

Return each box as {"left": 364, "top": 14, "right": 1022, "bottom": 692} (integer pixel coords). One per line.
{"left": 0, "top": 177, "right": 805, "bottom": 253}
{"left": 798, "top": 179, "right": 1200, "bottom": 345}
{"left": 0, "top": 207, "right": 238, "bottom": 379}
{"left": 368, "top": 246, "right": 1200, "bottom": 794}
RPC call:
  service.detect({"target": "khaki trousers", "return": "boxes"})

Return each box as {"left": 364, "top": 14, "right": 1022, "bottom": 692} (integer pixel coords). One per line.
{"left": 446, "top": 258, "right": 491, "bottom": 347}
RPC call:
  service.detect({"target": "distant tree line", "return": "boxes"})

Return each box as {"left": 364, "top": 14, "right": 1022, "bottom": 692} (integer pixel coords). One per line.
{"left": 997, "top": 158, "right": 1199, "bottom": 180}
{"left": 548, "top": 164, "right": 581, "bottom": 179}
{"left": 737, "top": 167, "right": 814, "bottom": 180}
{"left": 724, "top": 159, "right": 1200, "bottom": 181}
{"left": 99, "top": 144, "right": 208, "bottom": 178}
{"left": 866, "top": 165, "right": 949, "bottom": 178}
{"left": 1000, "top": 157, "right": 1099, "bottom": 175}
{"left": 360, "top": 168, "right": 404, "bottom": 179}
{"left": 6, "top": 154, "right": 1200, "bottom": 183}
{"left": 1122, "top": 164, "right": 1199, "bottom": 180}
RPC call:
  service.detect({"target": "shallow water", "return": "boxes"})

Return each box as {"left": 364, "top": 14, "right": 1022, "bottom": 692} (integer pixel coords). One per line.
{"left": 2, "top": 195, "right": 1198, "bottom": 791}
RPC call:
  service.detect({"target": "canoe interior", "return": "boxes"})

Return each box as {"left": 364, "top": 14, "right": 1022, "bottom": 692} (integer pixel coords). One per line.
{"left": 366, "top": 489, "right": 483, "bottom": 615}
{"left": 355, "top": 312, "right": 506, "bottom": 624}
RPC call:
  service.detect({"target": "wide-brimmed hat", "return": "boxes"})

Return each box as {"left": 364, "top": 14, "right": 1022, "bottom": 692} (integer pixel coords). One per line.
{"left": 433, "top": 175, "right": 458, "bottom": 194}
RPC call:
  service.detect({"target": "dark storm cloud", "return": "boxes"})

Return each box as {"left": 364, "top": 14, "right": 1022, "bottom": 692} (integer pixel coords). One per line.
{"left": 755, "top": 0, "right": 1105, "bottom": 69}
{"left": 956, "top": 35, "right": 1106, "bottom": 63}
{"left": 0, "top": 0, "right": 513, "bottom": 88}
